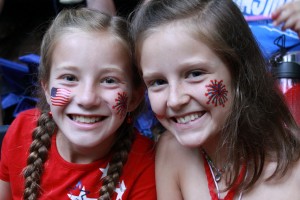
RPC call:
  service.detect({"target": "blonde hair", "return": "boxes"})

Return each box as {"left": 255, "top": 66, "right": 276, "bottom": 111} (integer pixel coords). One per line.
{"left": 23, "top": 8, "right": 143, "bottom": 199}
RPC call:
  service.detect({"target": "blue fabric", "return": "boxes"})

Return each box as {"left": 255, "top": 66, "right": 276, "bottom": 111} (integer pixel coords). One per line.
{"left": 134, "top": 91, "right": 159, "bottom": 139}
{"left": 1, "top": 93, "right": 20, "bottom": 109}
{"left": 233, "top": 0, "right": 300, "bottom": 60}
{"left": 249, "top": 23, "right": 300, "bottom": 59}
{"left": 0, "top": 54, "right": 39, "bottom": 124}
{"left": 19, "top": 54, "right": 40, "bottom": 65}
{"left": 234, "top": 0, "right": 291, "bottom": 17}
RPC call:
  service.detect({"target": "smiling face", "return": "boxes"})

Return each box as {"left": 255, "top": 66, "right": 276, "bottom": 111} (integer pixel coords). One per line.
{"left": 140, "top": 24, "right": 233, "bottom": 149}
{"left": 43, "top": 31, "right": 136, "bottom": 156}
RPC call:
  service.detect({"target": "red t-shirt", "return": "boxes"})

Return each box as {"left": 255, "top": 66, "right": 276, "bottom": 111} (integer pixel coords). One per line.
{"left": 0, "top": 109, "right": 156, "bottom": 199}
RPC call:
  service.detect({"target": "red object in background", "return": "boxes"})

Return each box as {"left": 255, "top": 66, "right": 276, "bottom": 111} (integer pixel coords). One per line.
{"left": 272, "top": 55, "right": 300, "bottom": 126}
{"left": 277, "top": 77, "right": 300, "bottom": 125}
{"left": 284, "top": 83, "right": 300, "bottom": 125}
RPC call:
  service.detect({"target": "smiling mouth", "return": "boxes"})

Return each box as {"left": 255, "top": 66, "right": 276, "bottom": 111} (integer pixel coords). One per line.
{"left": 173, "top": 112, "right": 205, "bottom": 124}
{"left": 69, "top": 115, "right": 104, "bottom": 124}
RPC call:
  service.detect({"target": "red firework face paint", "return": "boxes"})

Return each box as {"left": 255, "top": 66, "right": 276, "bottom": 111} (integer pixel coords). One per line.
{"left": 205, "top": 80, "right": 228, "bottom": 107}
{"left": 112, "top": 92, "right": 128, "bottom": 118}
{"left": 50, "top": 87, "right": 71, "bottom": 106}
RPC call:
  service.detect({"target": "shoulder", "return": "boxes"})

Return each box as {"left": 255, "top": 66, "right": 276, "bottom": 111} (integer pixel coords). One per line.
{"left": 156, "top": 131, "right": 193, "bottom": 161}
{"left": 0, "top": 109, "right": 39, "bottom": 181}
{"left": 156, "top": 131, "right": 177, "bottom": 152}
{"left": 115, "top": 130, "right": 156, "bottom": 186}
{"left": 122, "top": 131, "right": 156, "bottom": 196}
{"left": 131, "top": 130, "right": 155, "bottom": 155}
{"left": 282, "top": 158, "right": 300, "bottom": 187}
{"left": 156, "top": 131, "right": 204, "bottom": 178}
{"left": 2, "top": 108, "right": 39, "bottom": 149}
{"left": 9, "top": 108, "right": 39, "bottom": 128}
{"left": 244, "top": 159, "right": 300, "bottom": 199}
{"left": 155, "top": 131, "right": 207, "bottom": 200}
{"left": 126, "top": 130, "right": 155, "bottom": 167}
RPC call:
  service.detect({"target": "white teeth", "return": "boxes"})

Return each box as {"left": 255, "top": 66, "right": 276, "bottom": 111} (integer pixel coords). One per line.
{"left": 176, "top": 113, "right": 201, "bottom": 124}
{"left": 72, "top": 115, "right": 101, "bottom": 123}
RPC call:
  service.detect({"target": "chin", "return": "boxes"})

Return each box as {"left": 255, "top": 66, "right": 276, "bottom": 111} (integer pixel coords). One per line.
{"left": 177, "top": 136, "right": 203, "bottom": 148}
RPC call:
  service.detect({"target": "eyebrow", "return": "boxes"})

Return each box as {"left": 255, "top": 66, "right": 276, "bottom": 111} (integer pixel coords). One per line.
{"left": 54, "top": 65, "right": 78, "bottom": 71}
{"left": 142, "top": 60, "right": 209, "bottom": 77}
{"left": 55, "top": 65, "right": 126, "bottom": 73}
{"left": 99, "top": 65, "right": 127, "bottom": 74}
{"left": 142, "top": 71, "right": 163, "bottom": 80}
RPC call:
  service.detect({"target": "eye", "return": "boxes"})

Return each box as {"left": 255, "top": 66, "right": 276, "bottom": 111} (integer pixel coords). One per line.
{"left": 186, "top": 70, "right": 203, "bottom": 78}
{"left": 61, "top": 74, "right": 77, "bottom": 82}
{"left": 101, "top": 77, "right": 118, "bottom": 84}
{"left": 148, "top": 79, "right": 167, "bottom": 87}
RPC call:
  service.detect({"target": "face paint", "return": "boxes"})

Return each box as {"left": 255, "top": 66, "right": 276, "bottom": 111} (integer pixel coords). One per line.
{"left": 50, "top": 87, "right": 71, "bottom": 106}
{"left": 205, "top": 80, "right": 228, "bottom": 107}
{"left": 155, "top": 113, "right": 164, "bottom": 119}
{"left": 112, "top": 92, "right": 128, "bottom": 118}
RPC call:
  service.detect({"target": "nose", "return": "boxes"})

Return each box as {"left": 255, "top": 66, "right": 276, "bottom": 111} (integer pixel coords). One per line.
{"left": 76, "top": 84, "right": 101, "bottom": 108}
{"left": 166, "top": 83, "right": 190, "bottom": 110}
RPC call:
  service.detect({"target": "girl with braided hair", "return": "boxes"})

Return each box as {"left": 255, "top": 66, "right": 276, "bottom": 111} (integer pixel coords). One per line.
{"left": 0, "top": 7, "right": 156, "bottom": 200}
{"left": 131, "top": 0, "right": 300, "bottom": 199}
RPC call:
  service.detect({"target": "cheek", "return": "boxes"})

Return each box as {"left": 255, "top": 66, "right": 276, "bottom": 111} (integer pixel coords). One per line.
{"left": 204, "top": 80, "right": 229, "bottom": 108}
{"left": 148, "top": 91, "right": 165, "bottom": 117}
{"left": 203, "top": 79, "right": 232, "bottom": 125}
{"left": 112, "top": 91, "right": 128, "bottom": 117}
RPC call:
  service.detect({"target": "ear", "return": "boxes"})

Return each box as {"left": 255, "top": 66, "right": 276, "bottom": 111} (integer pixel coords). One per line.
{"left": 42, "top": 81, "right": 51, "bottom": 105}
{"left": 127, "top": 85, "right": 146, "bottom": 112}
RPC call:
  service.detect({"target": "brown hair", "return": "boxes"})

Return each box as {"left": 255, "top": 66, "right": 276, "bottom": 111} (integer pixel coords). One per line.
{"left": 23, "top": 8, "right": 143, "bottom": 200}
{"left": 131, "top": 0, "right": 300, "bottom": 192}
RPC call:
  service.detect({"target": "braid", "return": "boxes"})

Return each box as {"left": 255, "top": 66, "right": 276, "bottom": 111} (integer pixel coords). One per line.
{"left": 99, "top": 123, "right": 135, "bottom": 200}
{"left": 23, "top": 112, "right": 57, "bottom": 200}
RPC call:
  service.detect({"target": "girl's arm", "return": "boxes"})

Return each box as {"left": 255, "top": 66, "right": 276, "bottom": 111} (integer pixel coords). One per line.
{"left": 0, "top": 180, "right": 12, "bottom": 199}
{"left": 155, "top": 131, "right": 183, "bottom": 200}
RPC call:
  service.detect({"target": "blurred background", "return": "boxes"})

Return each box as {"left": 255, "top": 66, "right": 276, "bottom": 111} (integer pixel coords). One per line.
{"left": 0, "top": 0, "right": 55, "bottom": 61}
{"left": 0, "top": 0, "right": 161, "bottom": 142}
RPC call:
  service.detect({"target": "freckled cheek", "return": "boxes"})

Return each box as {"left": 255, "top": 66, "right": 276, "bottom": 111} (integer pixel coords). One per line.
{"left": 148, "top": 92, "right": 165, "bottom": 118}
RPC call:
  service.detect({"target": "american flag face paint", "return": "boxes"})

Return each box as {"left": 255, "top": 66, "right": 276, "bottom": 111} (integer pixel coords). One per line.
{"left": 205, "top": 80, "right": 228, "bottom": 107}
{"left": 112, "top": 92, "right": 128, "bottom": 118}
{"left": 50, "top": 87, "right": 71, "bottom": 106}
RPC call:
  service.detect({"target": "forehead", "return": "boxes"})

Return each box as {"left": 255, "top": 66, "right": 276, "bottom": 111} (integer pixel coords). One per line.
{"left": 55, "top": 30, "right": 130, "bottom": 58}
{"left": 51, "top": 30, "right": 132, "bottom": 74}
{"left": 57, "top": 30, "right": 128, "bottom": 50}
{"left": 140, "top": 24, "right": 222, "bottom": 67}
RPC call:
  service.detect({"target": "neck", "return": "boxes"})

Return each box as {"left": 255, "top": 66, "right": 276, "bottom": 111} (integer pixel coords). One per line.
{"left": 200, "top": 134, "right": 226, "bottom": 169}
{"left": 56, "top": 131, "right": 116, "bottom": 164}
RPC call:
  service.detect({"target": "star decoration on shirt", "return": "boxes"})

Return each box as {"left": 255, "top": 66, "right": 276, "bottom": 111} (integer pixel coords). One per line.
{"left": 100, "top": 163, "right": 110, "bottom": 179}
{"left": 67, "top": 186, "right": 97, "bottom": 200}
{"left": 99, "top": 165, "right": 127, "bottom": 199}
{"left": 115, "top": 181, "right": 126, "bottom": 200}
